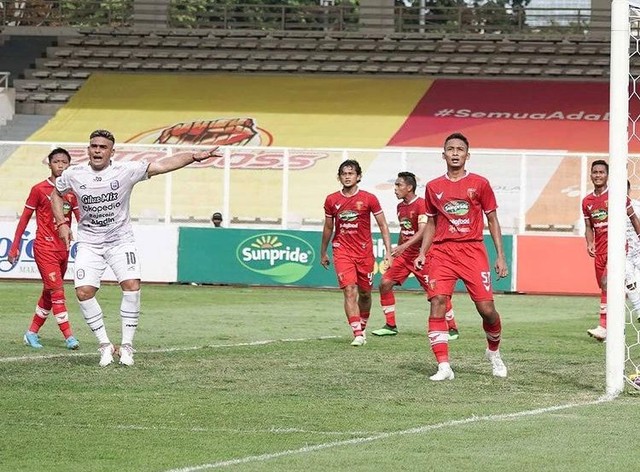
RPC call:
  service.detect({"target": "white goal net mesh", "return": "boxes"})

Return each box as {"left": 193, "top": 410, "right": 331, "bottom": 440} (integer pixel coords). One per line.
{"left": 626, "top": 5, "right": 640, "bottom": 391}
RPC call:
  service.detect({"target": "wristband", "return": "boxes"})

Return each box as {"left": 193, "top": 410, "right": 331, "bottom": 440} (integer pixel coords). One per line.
{"left": 56, "top": 221, "right": 69, "bottom": 229}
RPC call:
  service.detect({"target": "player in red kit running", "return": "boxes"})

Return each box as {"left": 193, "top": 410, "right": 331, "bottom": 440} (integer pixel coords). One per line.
{"left": 372, "top": 172, "right": 459, "bottom": 339}
{"left": 582, "top": 160, "right": 640, "bottom": 341}
{"left": 320, "top": 159, "right": 393, "bottom": 346}
{"left": 415, "top": 133, "right": 508, "bottom": 381}
{"left": 8, "top": 148, "right": 80, "bottom": 350}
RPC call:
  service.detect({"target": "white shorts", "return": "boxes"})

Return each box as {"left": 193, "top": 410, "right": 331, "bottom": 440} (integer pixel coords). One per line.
{"left": 74, "top": 242, "right": 142, "bottom": 288}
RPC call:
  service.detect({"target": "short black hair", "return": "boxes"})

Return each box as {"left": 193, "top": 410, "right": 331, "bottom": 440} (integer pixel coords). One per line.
{"left": 48, "top": 147, "right": 71, "bottom": 163}
{"left": 591, "top": 159, "right": 609, "bottom": 172}
{"left": 212, "top": 212, "right": 223, "bottom": 220}
{"left": 90, "top": 129, "right": 115, "bottom": 143}
{"left": 338, "top": 159, "right": 362, "bottom": 176}
{"left": 397, "top": 171, "right": 417, "bottom": 193}
{"left": 444, "top": 132, "right": 469, "bottom": 150}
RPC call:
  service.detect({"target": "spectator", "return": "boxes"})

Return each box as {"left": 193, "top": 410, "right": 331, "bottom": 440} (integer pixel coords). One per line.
{"left": 211, "top": 212, "right": 223, "bottom": 227}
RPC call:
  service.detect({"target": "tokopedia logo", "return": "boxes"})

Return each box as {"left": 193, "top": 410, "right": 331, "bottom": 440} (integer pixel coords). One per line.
{"left": 236, "top": 233, "right": 315, "bottom": 284}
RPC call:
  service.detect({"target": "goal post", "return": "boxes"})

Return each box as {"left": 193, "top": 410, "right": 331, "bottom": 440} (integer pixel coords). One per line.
{"left": 607, "top": 0, "right": 629, "bottom": 397}
{"left": 609, "top": 0, "right": 640, "bottom": 396}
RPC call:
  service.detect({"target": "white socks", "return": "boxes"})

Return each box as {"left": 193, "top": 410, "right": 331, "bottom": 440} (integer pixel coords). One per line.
{"left": 120, "top": 290, "right": 140, "bottom": 346}
{"left": 79, "top": 297, "right": 110, "bottom": 344}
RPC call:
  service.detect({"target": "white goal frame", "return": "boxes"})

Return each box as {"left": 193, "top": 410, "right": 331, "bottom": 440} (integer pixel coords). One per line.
{"left": 607, "top": 0, "right": 631, "bottom": 397}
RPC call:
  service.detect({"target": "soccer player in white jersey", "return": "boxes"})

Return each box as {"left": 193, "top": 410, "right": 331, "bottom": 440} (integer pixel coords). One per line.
{"left": 626, "top": 181, "right": 640, "bottom": 321}
{"left": 51, "top": 129, "right": 219, "bottom": 367}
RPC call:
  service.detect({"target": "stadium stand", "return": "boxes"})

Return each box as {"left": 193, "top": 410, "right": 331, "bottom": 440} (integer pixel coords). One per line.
{"left": 7, "top": 29, "right": 614, "bottom": 114}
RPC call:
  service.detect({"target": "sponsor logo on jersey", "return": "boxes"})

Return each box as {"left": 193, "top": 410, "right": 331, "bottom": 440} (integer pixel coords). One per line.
{"left": 443, "top": 200, "right": 470, "bottom": 216}
{"left": 338, "top": 210, "right": 358, "bottom": 222}
{"left": 400, "top": 218, "right": 413, "bottom": 230}
{"left": 237, "top": 233, "right": 315, "bottom": 283}
{"left": 591, "top": 208, "right": 607, "bottom": 221}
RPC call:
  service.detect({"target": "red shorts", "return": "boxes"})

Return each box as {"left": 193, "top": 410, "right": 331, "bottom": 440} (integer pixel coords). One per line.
{"left": 594, "top": 253, "right": 607, "bottom": 289}
{"left": 34, "top": 246, "right": 69, "bottom": 291}
{"left": 333, "top": 251, "right": 374, "bottom": 291}
{"left": 424, "top": 240, "right": 494, "bottom": 302}
{"left": 382, "top": 252, "right": 428, "bottom": 290}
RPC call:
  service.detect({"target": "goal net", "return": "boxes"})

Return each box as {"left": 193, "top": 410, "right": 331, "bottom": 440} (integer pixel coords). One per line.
{"left": 626, "top": 1, "right": 640, "bottom": 392}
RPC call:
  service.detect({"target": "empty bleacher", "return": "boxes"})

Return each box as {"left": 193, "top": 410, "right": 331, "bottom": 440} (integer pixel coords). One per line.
{"left": 9, "top": 27, "right": 616, "bottom": 113}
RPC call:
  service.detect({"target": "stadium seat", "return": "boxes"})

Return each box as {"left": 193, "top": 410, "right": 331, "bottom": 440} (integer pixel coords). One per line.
{"left": 41, "top": 82, "right": 60, "bottom": 91}
{"left": 360, "top": 64, "right": 381, "bottom": 73}
{"left": 51, "top": 71, "right": 71, "bottom": 79}
{"left": 180, "top": 62, "right": 201, "bottom": 71}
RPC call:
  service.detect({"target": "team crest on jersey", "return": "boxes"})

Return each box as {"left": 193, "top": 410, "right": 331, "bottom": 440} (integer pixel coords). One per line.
{"left": 111, "top": 180, "right": 120, "bottom": 190}
{"left": 339, "top": 210, "right": 358, "bottom": 222}
{"left": 443, "top": 200, "right": 469, "bottom": 215}
{"left": 591, "top": 208, "right": 608, "bottom": 221}
{"left": 355, "top": 201, "right": 365, "bottom": 211}
{"left": 467, "top": 188, "right": 477, "bottom": 201}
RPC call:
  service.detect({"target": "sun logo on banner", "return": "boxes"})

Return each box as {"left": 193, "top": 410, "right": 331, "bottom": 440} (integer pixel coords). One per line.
{"left": 236, "top": 233, "right": 315, "bottom": 284}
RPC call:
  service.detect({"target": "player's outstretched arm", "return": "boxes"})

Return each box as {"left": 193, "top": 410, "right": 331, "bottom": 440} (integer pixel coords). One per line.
{"left": 147, "top": 148, "right": 222, "bottom": 177}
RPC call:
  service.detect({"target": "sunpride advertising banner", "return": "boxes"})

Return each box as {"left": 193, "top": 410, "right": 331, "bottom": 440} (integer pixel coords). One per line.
{"left": 177, "top": 228, "right": 513, "bottom": 292}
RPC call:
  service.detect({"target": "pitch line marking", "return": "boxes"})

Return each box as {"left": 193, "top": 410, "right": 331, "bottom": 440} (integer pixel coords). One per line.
{"left": 164, "top": 396, "right": 613, "bottom": 472}
{"left": 0, "top": 335, "right": 339, "bottom": 363}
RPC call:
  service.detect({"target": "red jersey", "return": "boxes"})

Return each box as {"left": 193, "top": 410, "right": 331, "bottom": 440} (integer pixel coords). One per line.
{"left": 324, "top": 188, "right": 382, "bottom": 258}
{"left": 581, "top": 188, "right": 633, "bottom": 257}
{"left": 424, "top": 172, "right": 497, "bottom": 243}
{"left": 397, "top": 196, "right": 427, "bottom": 259}
{"left": 10, "top": 178, "right": 78, "bottom": 256}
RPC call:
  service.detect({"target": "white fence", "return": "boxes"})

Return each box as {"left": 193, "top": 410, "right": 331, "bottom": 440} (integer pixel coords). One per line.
{"left": 0, "top": 140, "right": 620, "bottom": 235}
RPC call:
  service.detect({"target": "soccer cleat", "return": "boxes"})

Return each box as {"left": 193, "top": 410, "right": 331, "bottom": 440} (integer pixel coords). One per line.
{"left": 448, "top": 328, "right": 460, "bottom": 341}
{"left": 98, "top": 343, "right": 115, "bottom": 367}
{"left": 587, "top": 325, "right": 607, "bottom": 342}
{"left": 371, "top": 325, "right": 398, "bottom": 336}
{"left": 65, "top": 336, "right": 80, "bottom": 350}
{"left": 23, "top": 331, "right": 43, "bottom": 349}
{"left": 486, "top": 349, "right": 508, "bottom": 378}
{"left": 350, "top": 335, "right": 367, "bottom": 346}
{"left": 429, "top": 363, "right": 455, "bottom": 381}
{"left": 118, "top": 344, "right": 135, "bottom": 366}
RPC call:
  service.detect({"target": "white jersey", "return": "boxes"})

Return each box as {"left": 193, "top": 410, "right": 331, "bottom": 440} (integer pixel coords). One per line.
{"left": 56, "top": 160, "right": 149, "bottom": 246}
{"left": 627, "top": 199, "right": 640, "bottom": 258}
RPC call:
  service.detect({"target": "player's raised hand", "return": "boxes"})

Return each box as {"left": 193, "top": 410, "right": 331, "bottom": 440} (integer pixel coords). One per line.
{"left": 192, "top": 147, "right": 222, "bottom": 162}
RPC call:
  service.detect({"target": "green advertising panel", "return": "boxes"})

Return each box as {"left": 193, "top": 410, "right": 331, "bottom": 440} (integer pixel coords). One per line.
{"left": 178, "top": 228, "right": 513, "bottom": 292}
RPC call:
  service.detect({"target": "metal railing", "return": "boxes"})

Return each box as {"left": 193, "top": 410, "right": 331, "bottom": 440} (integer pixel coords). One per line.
{"left": 0, "top": 71, "right": 9, "bottom": 92}
{"left": 0, "top": 140, "right": 623, "bottom": 235}
{"left": 0, "top": 1, "right": 612, "bottom": 35}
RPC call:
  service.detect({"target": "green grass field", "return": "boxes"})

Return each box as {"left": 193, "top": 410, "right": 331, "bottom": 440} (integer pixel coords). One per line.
{"left": 1, "top": 281, "right": 638, "bottom": 472}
